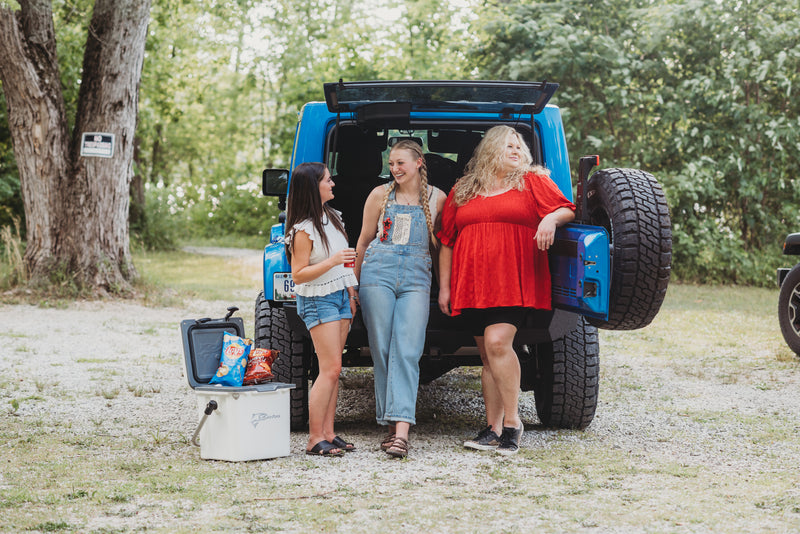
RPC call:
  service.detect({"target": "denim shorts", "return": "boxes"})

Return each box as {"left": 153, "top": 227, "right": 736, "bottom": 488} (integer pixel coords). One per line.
{"left": 296, "top": 289, "right": 352, "bottom": 330}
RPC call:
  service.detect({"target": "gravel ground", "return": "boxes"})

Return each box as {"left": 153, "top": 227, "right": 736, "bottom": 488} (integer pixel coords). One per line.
{"left": 1, "top": 253, "right": 800, "bottom": 532}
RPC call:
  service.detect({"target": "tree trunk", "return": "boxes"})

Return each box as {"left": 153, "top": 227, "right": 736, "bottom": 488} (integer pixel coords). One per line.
{"left": 0, "top": 0, "right": 71, "bottom": 284}
{"left": 0, "top": 0, "right": 151, "bottom": 293}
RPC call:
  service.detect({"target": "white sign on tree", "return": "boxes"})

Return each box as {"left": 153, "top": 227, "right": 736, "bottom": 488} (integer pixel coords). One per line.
{"left": 80, "top": 132, "right": 115, "bottom": 158}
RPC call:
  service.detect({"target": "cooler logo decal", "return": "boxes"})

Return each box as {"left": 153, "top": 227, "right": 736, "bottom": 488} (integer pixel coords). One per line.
{"left": 250, "top": 413, "right": 280, "bottom": 428}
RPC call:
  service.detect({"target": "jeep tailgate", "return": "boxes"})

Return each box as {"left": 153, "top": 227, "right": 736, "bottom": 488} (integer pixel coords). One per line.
{"left": 550, "top": 224, "right": 610, "bottom": 320}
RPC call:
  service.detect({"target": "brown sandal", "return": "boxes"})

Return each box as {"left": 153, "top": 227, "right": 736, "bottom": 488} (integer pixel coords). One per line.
{"left": 386, "top": 436, "right": 409, "bottom": 458}
{"left": 380, "top": 433, "right": 396, "bottom": 451}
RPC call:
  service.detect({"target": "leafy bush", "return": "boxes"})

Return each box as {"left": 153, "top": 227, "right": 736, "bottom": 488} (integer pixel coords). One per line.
{"left": 130, "top": 189, "right": 179, "bottom": 251}
{"left": 183, "top": 181, "right": 281, "bottom": 239}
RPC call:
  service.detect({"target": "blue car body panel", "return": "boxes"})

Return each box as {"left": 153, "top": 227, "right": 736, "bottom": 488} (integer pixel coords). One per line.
{"left": 551, "top": 224, "right": 610, "bottom": 320}
{"left": 262, "top": 237, "right": 290, "bottom": 303}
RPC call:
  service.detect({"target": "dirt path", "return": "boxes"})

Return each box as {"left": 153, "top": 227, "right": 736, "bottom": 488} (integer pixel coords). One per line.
{"left": 0, "top": 264, "right": 799, "bottom": 532}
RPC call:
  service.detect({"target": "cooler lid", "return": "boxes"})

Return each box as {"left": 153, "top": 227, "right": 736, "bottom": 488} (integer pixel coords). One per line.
{"left": 180, "top": 317, "right": 245, "bottom": 389}
{"left": 194, "top": 382, "right": 295, "bottom": 393}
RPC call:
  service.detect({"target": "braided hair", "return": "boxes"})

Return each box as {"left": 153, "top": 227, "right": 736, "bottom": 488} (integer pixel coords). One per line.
{"left": 376, "top": 140, "right": 436, "bottom": 244}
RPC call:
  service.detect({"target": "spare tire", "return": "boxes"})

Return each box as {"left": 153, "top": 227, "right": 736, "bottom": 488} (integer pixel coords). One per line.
{"left": 254, "top": 291, "right": 310, "bottom": 430}
{"left": 586, "top": 168, "right": 672, "bottom": 330}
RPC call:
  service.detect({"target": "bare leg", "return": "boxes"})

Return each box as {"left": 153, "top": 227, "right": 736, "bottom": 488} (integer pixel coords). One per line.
{"left": 394, "top": 421, "right": 411, "bottom": 441}
{"left": 306, "top": 321, "right": 344, "bottom": 453}
{"left": 323, "top": 319, "right": 351, "bottom": 443}
{"left": 480, "top": 323, "right": 521, "bottom": 429}
{"left": 475, "top": 336, "right": 504, "bottom": 433}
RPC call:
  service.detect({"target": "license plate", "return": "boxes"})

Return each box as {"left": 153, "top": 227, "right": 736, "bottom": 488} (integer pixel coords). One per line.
{"left": 273, "top": 273, "right": 296, "bottom": 301}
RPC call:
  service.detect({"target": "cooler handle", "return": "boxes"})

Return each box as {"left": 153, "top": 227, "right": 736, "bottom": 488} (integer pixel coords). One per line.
{"left": 191, "top": 400, "right": 218, "bottom": 447}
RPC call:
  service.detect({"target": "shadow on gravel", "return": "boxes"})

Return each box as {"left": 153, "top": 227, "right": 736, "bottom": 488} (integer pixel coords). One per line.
{"left": 334, "top": 367, "right": 543, "bottom": 435}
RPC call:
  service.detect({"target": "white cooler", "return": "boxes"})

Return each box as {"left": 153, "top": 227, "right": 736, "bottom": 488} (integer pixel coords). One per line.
{"left": 180, "top": 310, "right": 295, "bottom": 462}
{"left": 193, "top": 383, "right": 292, "bottom": 461}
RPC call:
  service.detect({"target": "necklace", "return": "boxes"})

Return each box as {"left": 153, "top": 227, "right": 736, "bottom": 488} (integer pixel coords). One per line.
{"left": 396, "top": 190, "right": 417, "bottom": 205}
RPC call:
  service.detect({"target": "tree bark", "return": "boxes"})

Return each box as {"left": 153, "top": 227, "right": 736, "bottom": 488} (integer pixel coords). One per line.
{"left": 0, "top": 0, "right": 151, "bottom": 293}
{"left": 0, "top": 0, "right": 70, "bottom": 284}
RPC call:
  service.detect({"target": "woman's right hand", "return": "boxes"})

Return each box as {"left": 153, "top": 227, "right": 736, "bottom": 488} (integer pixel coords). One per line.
{"left": 438, "top": 287, "right": 451, "bottom": 316}
{"left": 330, "top": 248, "right": 357, "bottom": 266}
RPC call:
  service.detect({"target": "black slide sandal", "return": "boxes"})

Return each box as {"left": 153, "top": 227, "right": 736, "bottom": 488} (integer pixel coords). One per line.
{"left": 331, "top": 435, "right": 356, "bottom": 452}
{"left": 306, "top": 440, "right": 344, "bottom": 457}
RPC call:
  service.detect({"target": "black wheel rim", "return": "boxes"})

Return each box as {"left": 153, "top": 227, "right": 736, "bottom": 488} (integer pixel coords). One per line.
{"left": 790, "top": 283, "right": 800, "bottom": 338}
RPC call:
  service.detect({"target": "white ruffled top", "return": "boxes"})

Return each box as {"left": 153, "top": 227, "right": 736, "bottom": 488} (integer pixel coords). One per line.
{"left": 287, "top": 212, "right": 358, "bottom": 298}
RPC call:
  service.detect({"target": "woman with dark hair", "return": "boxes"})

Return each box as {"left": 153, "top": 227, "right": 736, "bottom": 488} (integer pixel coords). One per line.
{"left": 437, "top": 126, "right": 576, "bottom": 455}
{"left": 285, "top": 162, "right": 358, "bottom": 457}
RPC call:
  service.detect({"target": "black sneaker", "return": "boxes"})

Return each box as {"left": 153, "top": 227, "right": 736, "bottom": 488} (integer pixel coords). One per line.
{"left": 463, "top": 426, "right": 501, "bottom": 450}
{"left": 496, "top": 423, "right": 524, "bottom": 456}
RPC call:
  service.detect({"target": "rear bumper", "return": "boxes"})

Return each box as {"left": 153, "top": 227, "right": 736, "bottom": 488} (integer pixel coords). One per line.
{"left": 275, "top": 301, "right": 579, "bottom": 364}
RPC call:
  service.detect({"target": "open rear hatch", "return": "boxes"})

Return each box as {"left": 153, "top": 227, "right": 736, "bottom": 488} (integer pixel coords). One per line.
{"left": 323, "top": 80, "right": 609, "bottom": 321}
{"left": 323, "top": 80, "right": 559, "bottom": 123}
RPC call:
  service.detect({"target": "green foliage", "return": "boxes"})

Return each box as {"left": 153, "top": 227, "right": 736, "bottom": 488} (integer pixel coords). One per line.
{"left": 472, "top": 0, "right": 800, "bottom": 286}
{"left": 0, "top": 86, "right": 23, "bottom": 232}
{"left": 130, "top": 189, "right": 178, "bottom": 252}
{"left": 180, "top": 180, "right": 281, "bottom": 239}
{"left": 133, "top": 0, "right": 476, "bottom": 242}
{"left": 2, "top": 0, "right": 796, "bottom": 286}
{"left": 53, "top": 0, "right": 93, "bottom": 130}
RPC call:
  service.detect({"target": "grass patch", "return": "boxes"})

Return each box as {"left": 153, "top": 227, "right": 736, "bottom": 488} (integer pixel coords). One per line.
{"left": 133, "top": 249, "right": 260, "bottom": 303}
{"left": 602, "top": 283, "right": 793, "bottom": 388}
{"left": 178, "top": 235, "right": 266, "bottom": 250}
{"left": 27, "top": 521, "right": 73, "bottom": 532}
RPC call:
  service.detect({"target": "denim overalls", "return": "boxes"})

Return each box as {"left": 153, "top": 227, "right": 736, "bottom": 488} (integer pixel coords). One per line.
{"left": 359, "top": 188, "right": 432, "bottom": 426}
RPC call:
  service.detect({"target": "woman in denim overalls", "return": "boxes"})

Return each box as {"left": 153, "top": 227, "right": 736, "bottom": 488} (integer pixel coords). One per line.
{"left": 354, "top": 140, "right": 446, "bottom": 458}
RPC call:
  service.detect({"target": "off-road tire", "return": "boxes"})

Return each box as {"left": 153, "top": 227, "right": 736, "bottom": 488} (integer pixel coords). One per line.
{"left": 529, "top": 316, "right": 599, "bottom": 430}
{"left": 778, "top": 264, "right": 800, "bottom": 356}
{"left": 586, "top": 168, "right": 672, "bottom": 330}
{"left": 254, "top": 291, "right": 309, "bottom": 430}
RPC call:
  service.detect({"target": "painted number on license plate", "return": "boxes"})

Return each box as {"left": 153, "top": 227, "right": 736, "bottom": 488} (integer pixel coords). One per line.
{"left": 273, "top": 273, "right": 296, "bottom": 301}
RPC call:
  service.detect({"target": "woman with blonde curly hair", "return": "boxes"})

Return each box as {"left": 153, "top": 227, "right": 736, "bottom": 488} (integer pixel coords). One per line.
{"left": 354, "top": 139, "right": 447, "bottom": 458}
{"left": 437, "top": 125, "right": 576, "bottom": 455}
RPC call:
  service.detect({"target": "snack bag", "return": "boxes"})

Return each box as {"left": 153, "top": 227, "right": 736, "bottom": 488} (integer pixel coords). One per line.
{"left": 208, "top": 332, "right": 252, "bottom": 387}
{"left": 243, "top": 348, "right": 277, "bottom": 385}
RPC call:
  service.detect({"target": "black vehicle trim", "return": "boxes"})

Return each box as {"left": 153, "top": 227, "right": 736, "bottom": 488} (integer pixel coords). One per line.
{"left": 323, "top": 119, "right": 545, "bottom": 168}
{"left": 324, "top": 80, "right": 559, "bottom": 116}
{"left": 783, "top": 233, "right": 800, "bottom": 255}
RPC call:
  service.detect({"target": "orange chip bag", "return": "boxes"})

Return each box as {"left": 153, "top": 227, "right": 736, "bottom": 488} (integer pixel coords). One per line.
{"left": 243, "top": 348, "right": 277, "bottom": 385}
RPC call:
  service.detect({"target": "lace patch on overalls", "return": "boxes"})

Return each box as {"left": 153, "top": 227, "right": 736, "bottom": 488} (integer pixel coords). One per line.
{"left": 392, "top": 213, "right": 412, "bottom": 245}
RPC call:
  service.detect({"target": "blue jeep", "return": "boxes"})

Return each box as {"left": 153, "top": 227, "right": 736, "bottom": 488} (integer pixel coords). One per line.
{"left": 256, "top": 80, "right": 672, "bottom": 431}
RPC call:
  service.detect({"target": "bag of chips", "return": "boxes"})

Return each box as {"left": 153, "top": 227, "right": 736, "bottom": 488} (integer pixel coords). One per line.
{"left": 243, "top": 348, "right": 278, "bottom": 385}
{"left": 208, "top": 332, "right": 252, "bottom": 387}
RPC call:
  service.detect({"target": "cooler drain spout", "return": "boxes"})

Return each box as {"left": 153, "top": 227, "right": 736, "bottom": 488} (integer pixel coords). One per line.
{"left": 191, "top": 400, "right": 218, "bottom": 447}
